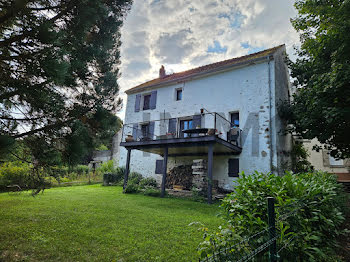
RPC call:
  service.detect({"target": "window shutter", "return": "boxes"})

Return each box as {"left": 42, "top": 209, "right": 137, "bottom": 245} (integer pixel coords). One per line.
{"left": 148, "top": 121, "right": 155, "bottom": 139}
{"left": 132, "top": 124, "right": 138, "bottom": 140}
{"left": 135, "top": 94, "right": 141, "bottom": 112}
{"left": 150, "top": 91, "right": 157, "bottom": 109}
{"left": 228, "top": 159, "right": 239, "bottom": 177}
{"left": 168, "top": 118, "right": 177, "bottom": 134}
{"left": 155, "top": 160, "right": 163, "bottom": 174}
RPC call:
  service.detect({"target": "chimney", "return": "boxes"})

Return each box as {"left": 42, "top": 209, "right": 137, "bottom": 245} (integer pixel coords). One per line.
{"left": 159, "top": 65, "right": 166, "bottom": 78}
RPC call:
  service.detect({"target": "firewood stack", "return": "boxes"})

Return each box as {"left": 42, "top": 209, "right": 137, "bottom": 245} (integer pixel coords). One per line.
{"left": 165, "top": 165, "right": 193, "bottom": 189}
{"left": 192, "top": 159, "right": 207, "bottom": 190}
{"left": 192, "top": 159, "right": 219, "bottom": 194}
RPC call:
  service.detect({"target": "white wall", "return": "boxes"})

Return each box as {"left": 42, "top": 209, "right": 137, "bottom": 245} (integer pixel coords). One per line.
{"left": 119, "top": 53, "right": 290, "bottom": 190}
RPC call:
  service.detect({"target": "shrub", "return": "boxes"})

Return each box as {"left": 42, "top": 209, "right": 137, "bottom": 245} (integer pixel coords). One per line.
{"left": 198, "top": 171, "right": 348, "bottom": 261}
{"left": 129, "top": 172, "right": 143, "bottom": 184}
{"left": 0, "top": 161, "right": 33, "bottom": 190}
{"left": 124, "top": 181, "right": 139, "bottom": 193}
{"left": 139, "top": 177, "right": 158, "bottom": 189}
{"left": 143, "top": 188, "right": 161, "bottom": 197}
{"left": 96, "top": 160, "right": 116, "bottom": 174}
{"left": 75, "top": 165, "right": 90, "bottom": 176}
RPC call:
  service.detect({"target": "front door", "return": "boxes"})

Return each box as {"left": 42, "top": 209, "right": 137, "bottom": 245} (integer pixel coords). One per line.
{"left": 180, "top": 119, "right": 193, "bottom": 138}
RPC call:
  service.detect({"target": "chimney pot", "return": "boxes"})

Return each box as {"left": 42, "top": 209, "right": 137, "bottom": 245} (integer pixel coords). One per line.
{"left": 159, "top": 65, "right": 166, "bottom": 78}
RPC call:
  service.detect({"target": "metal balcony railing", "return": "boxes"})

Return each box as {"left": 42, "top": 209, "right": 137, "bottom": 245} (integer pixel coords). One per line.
{"left": 121, "top": 112, "right": 242, "bottom": 147}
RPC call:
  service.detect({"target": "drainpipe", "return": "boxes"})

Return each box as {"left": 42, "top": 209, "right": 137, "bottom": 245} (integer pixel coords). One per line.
{"left": 268, "top": 58, "right": 273, "bottom": 173}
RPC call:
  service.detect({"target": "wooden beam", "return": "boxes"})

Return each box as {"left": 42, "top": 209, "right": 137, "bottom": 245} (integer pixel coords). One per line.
{"left": 161, "top": 146, "right": 168, "bottom": 197}
{"left": 207, "top": 143, "right": 214, "bottom": 204}
{"left": 123, "top": 148, "right": 131, "bottom": 192}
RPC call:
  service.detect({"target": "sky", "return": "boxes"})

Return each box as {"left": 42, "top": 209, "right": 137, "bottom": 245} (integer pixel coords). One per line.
{"left": 117, "top": 0, "right": 300, "bottom": 119}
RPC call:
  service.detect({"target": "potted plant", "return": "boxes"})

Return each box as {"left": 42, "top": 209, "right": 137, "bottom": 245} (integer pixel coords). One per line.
{"left": 125, "top": 134, "right": 134, "bottom": 142}
{"left": 208, "top": 129, "right": 216, "bottom": 135}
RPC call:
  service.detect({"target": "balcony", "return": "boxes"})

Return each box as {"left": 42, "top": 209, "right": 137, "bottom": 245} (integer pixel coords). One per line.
{"left": 120, "top": 111, "right": 242, "bottom": 204}
{"left": 120, "top": 112, "right": 242, "bottom": 156}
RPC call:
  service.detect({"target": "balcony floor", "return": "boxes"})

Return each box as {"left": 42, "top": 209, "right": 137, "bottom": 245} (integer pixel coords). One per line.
{"left": 120, "top": 135, "right": 241, "bottom": 157}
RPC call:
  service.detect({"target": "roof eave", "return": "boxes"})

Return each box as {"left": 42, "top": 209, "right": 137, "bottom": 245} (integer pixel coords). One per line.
{"left": 126, "top": 54, "right": 275, "bottom": 95}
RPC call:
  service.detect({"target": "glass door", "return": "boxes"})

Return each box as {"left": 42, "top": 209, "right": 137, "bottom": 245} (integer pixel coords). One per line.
{"left": 180, "top": 119, "right": 193, "bottom": 138}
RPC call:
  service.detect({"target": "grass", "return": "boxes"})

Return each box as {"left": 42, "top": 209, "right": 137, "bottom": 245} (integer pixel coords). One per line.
{"left": 0, "top": 184, "right": 223, "bottom": 261}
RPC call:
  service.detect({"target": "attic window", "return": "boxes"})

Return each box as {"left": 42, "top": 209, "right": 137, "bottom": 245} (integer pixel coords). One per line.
{"left": 176, "top": 89, "right": 182, "bottom": 101}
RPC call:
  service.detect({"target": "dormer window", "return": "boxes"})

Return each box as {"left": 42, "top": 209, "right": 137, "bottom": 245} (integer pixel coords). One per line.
{"left": 176, "top": 88, "right": 182, "bottom": 101}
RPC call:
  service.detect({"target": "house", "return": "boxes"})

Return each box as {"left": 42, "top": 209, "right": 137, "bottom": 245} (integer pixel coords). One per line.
{"left": 304, "top": 139, "right": 350, "bottom": 182}
{"left": 119, "top": 45, "right": 292, "bottom": 203}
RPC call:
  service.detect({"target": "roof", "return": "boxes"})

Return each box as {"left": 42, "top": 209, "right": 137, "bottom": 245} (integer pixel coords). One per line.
{"left": 126, "top": 44, "right": 285, "bottom": 94}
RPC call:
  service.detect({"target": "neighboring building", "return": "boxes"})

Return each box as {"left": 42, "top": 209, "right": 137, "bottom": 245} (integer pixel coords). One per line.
{"left": 119, "top": 45, "right": 292, "bottom": 202}
{"left": 88, "top": 131, "right": 122, "bottom": 169}
{"left": 304, "top": 139, "right": 350, "bottom": 181}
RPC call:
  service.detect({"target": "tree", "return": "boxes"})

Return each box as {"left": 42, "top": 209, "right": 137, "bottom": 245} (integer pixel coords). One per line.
{"left": 0, "top": 0, "right": 131, "bottom": 164}
{"left": 286, "top": 0, "right": 350, "bottom": 159}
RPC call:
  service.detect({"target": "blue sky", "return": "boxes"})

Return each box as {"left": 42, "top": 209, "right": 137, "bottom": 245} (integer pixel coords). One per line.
{"left": 117, "top": 0, "right": 300, "bottom": 119}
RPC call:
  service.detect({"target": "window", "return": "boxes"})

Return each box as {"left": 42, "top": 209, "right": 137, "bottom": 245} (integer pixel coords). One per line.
{"left": 155, "top": 160, "right": 164, "bottom": 174}
{"left": 231, "top": 112, "right": 239, "bottom": 127}
{"left": 228, "top": 159, "right": 239, "bottom": 177}
{"left": 141, "top": 124, "right": 149, "bottom": 138}
{"left": 329, "top": 155, "right": 344, "bottom": 166}
{"left": 143, "top": 94, "right": 151, "bottom": 110}
{"left": 176, "top": 89, "right": 182, "bottom": 101}
{"left": 180, "top": 119, "right": 193, "bottom": 138}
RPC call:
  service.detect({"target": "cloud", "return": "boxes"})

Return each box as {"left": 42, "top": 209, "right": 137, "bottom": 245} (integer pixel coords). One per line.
{"left": 117, "top": 0, "right": 300, "bottom": 119}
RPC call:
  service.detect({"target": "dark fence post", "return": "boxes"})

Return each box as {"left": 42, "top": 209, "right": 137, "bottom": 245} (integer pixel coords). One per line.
{"left": 268, "top": 197, "right": 277, "bottom": 262}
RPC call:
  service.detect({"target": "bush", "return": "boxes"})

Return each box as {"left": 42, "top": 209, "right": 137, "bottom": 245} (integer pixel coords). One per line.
{"left": 139, "top": 177, "right": 158, "bottom": 189}
{"left": 96, "top": 160, "right": 116, "bottom": 174}
{"left": 143, "top": 188, "right": 161, "bottom": 197}
{"left": 124, "top": 181, "right": 139, "bottom": 193}
{"left": 129, "top": 172, "right": 143, "bottom": 184}
{"left": 0, "top": 161, "right": 33, "bottom": 190}
{"left": 75, "top": 165, "right": 90, "bottom": 176}
{"left": 198, "top": 171, "right": 348, "bottom": 261}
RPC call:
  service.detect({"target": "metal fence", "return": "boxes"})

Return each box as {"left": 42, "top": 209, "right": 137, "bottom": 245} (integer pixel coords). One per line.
{"left": 200, "top": 195, "right": 321, "bottom": 262}
{"left": 120, "top": 112, "right": 241, "bottom": 146}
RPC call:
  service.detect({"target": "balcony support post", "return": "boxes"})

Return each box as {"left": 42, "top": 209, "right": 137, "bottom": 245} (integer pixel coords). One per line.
{"left": 123, "top": 148, "right": 132, "bottom": 193}
{"left": 207, "top": 143, "right": 214, "bottom": 204}
{"left": 161, "top": 146, "right": 168, "bottom": 197}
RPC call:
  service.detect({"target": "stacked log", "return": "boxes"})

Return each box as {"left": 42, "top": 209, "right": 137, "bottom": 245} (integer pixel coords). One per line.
{"left": 192, "top": 159, "right": 218, "bottom": 194}
{"left": 165, "top": 165, "right": 193, "bottom": 190}
{"left": 192, "top": 159, "right": 207, "bottom": 190}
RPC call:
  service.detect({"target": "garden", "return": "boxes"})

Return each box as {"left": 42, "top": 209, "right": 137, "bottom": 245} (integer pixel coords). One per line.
{"left": 0, "top": 159, "right": 349, "bottom": 261}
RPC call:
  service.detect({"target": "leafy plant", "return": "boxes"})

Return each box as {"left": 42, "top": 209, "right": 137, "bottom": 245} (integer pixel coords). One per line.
{"left": 96, "top": 160, "right": 116, "bottom": 175}
{"left": 124, "top": 182, "right": 139, "bottom": 194}
{"left": 129, "top": 172, "right": 143, "bottom": 185}
{"left": 0, "top": 161, "right": 33, "bottom": 190}
{"left": 198, "top": 171, "right": 348, "bottom": 261}
{"left": 139, "top": 177, "right": 158, "bottom": 189}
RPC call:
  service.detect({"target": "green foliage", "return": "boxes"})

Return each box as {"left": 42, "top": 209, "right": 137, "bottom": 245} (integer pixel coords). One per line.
{"left": 75, "top": 165, "right": 90, "bottom": 176}
{"left": 95, "top": 144, "right": 109, "bottom": 151}
{"left": 96, "top": 160, "right": 116, "bottom": 174}
{"left": 129, "top": 172, "right": 143, "bottom": 185}
{"left": 0, "top": 161, "right": 32, "bottom": 190}
{"left": 287, "top": 0, "right": 350, "bottom": 158}
{"left": 198, "top": 171, "right": 348, "bottom": 261}
{"left": 0, "top": 0, "right": 131, "bottom": 167}
{"left": 139, "top": 177, "right": 158, "bottom": 189}
{"left": 290, "top": 142, "right": 313, "bottom": 173}
{"left": 124, "top": 181, "right": 139, "bottom": 194}
{"left": 124, "top": 173, "right": 159, "bottom": 194}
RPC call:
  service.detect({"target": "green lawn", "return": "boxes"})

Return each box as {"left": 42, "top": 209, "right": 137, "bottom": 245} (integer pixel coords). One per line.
{"left": 0, "top": 185, "right": 223, "bottom": 261}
